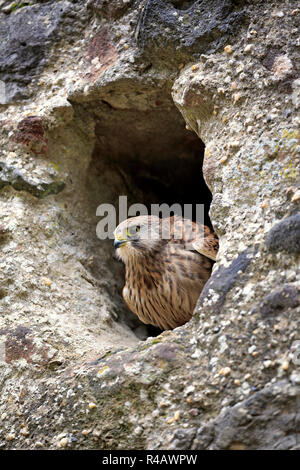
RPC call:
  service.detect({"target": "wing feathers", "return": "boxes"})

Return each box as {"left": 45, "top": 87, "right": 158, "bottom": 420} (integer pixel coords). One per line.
{"left": 168, "top": 215, "right": 218, "bottom": 261}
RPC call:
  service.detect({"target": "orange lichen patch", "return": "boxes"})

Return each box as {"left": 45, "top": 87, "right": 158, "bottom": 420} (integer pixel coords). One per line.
{"left": 218, "top": 366, "right": 231, "bottom": 376}
{"left": 224, "top": 45, "right": 233, "bottom": 54}
{"left": 167, "top": 410, "right": 180, "bottom": 424}
{"left": 43, "top": 277, "right": 52, "bottom": 287}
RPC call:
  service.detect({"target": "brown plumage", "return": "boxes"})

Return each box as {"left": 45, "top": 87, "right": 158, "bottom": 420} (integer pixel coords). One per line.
{"left": 113, "top": 215, "right": 218, "bottom": 330}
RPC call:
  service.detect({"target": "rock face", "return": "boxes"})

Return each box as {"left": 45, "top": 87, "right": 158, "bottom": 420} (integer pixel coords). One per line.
{"left": 0, "top": 0, "right": 299, "bottom": 450}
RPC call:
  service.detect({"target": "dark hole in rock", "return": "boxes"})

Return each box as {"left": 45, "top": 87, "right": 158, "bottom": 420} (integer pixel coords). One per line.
{"left": 73, "top": 84, "right": 212, "bottom": 340}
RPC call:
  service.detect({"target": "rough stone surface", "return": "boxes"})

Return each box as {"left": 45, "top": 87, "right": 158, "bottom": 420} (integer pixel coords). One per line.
{"left": 0, "top": 1, "right": 87, "bottom": 102}
{"left": 258, "top": 284, "right": 300, "bottom": 318}
{"left": 197, "top": 246, "right": 256, "bottom": 314}
{"left": 134, "top": 0, "right": 245, "bottom": 62}
{"left": 192, "top": 380, "right": 299, "bottom": 450}
{"left": 87, "top": 0, "right": 134, "bottom": 20}
{"left": 0, "top": 0, "right": 299, "bottom": 450}
{"left": 265, "top": 213, "right": 300, "bottom": 254}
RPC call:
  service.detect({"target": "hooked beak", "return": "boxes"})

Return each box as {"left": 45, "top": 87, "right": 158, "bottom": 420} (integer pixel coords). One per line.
{"left": 114, "top": 238, "right": 127, "bottom": 249}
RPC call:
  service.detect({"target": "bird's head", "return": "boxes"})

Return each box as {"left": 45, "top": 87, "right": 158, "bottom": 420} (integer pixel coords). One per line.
{"left": 113, "top": 215, "right": 164, "bottom": 262}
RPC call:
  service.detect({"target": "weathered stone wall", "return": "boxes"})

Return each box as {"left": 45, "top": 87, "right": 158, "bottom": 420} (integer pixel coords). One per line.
{"left": 0, "top": 0, "right": 299, "bottom": 449}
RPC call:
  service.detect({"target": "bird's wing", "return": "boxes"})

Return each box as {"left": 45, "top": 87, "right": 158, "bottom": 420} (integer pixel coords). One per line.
{"left": 168, "top": 216, "right": 219, "bottom": 261}
{"left": 190, "top": 230, "right": 219, "bottom": 261}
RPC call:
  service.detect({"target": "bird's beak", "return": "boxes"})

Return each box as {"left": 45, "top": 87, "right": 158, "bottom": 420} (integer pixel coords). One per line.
{"left": 114, "top": 238, "right": 127, "bottom": 249}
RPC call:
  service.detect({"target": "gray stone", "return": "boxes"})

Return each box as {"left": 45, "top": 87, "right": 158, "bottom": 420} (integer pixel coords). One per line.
{"left": 0, "top": 1, "right": 87, "bottom": 102}
{"left": 134, "top": 0, "right": 246, "bottom": 64}
{"left": 266, "top": 214, "right": 300, "bottom": 254}
{"left": 192, "top": 381, "right": 299, "bottom": 450}
{"left": 259, "top": 284, "right": 300, "bottom": 318}
{"left": 197, "top": 247, "right": 256, "bottom": 314}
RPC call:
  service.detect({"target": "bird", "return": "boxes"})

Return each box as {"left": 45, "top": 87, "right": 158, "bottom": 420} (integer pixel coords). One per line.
{"left": 113, "top": 215, "right": 218, "bottom": 330}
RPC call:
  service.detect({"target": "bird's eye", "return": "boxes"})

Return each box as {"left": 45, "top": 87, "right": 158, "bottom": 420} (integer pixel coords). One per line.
{"left": 126, "top": 225, "right": 141, "bottom": 237}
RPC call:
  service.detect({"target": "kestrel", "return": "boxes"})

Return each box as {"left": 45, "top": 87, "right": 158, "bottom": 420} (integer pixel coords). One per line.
{"left": 113, "top": 215, "right": 218, "bottom": 330}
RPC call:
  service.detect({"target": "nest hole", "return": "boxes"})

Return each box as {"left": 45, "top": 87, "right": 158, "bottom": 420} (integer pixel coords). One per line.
{"left": 80, "top": 88, "right": 212, "bottom": 340}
